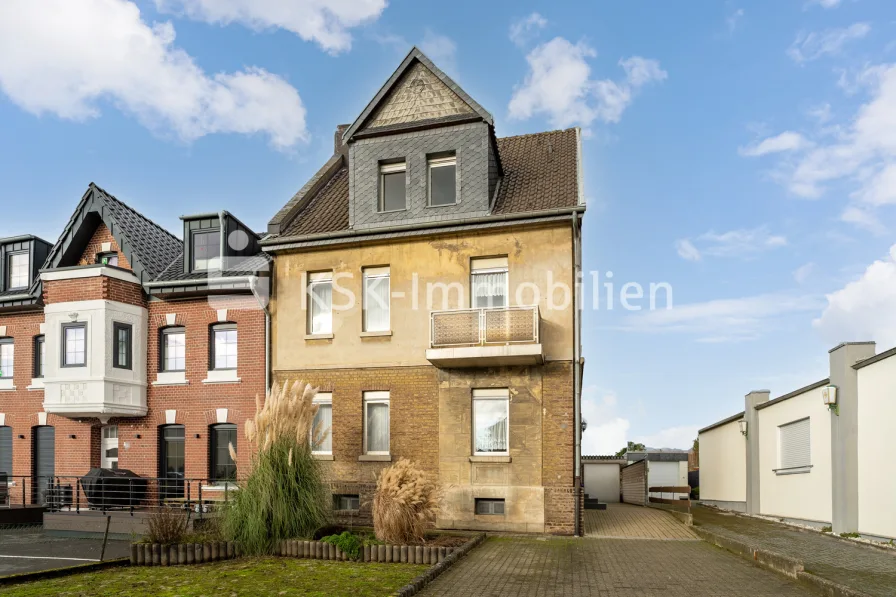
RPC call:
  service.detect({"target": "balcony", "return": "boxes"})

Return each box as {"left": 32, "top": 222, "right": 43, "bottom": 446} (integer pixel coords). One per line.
{"left": 426, "top": 306, "right": 543, "bottom": 367}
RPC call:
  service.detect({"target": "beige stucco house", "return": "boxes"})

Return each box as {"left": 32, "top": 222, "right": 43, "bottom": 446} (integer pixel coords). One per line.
{"left": 261, "top": 48, "right": 586, "bottom": 534}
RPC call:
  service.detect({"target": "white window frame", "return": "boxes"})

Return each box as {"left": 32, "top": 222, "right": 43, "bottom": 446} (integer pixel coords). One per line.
{"left": 0, "top": 339, "right": 13, "bottom": 380}
{"left": 101, "top": 425, "right": 119, "bottom": 470}
{"left": 363, "top": 391, "right": 390, "bottom": 456}
{"left": 362, "top": 267, "right": 390, "bottom": 333}
{"left": 427, "top": 155, "right": 457, "bottom": 207}
{"left": 311, "top": 393, "right": 333, "bottom": 455}
{"left": 776, "top": 417, "right": 812, "bottom": 474}
{"left": 7, "top": 252, "right": 29, "bottom": 290}
{"left": 470, "top": 257, "right": 509, "bottom": 310}
{"left": 472, "top": 388, "right": 510, "bottom": 456}
{"left": 161, "top": 327, "right": 186, "bottom": 372}
{"left": 307, "top": 271, "right": 333, "bottom": 335}
{"left": 379, "top": 162, "right": 407, "bottom": 213}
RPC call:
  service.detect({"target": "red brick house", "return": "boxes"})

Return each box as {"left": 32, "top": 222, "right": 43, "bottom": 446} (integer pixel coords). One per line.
{"left": 0, "top": 183, "right": 269, "bottom": 505}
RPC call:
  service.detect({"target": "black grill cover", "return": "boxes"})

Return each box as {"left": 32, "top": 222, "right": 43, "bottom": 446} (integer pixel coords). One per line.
{"left": 80, "top": 468, "right": 148, "bottom": 508}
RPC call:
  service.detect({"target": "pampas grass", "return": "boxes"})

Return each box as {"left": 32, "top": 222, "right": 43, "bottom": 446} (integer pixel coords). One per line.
{"left": 222, "top": 380, "right": 331, "bottom": 555}
{"left": 372, "top": 458, "right": 441, "bottom": 545}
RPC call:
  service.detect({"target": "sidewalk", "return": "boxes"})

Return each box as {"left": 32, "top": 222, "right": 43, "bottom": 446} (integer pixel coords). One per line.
{"left": 693, "top": 505, "right": 896, "bottom": 597}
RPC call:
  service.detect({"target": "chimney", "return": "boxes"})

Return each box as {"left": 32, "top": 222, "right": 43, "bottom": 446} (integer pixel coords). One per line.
{"left": 334, "top": 124, "right": 350, "bottom": 158}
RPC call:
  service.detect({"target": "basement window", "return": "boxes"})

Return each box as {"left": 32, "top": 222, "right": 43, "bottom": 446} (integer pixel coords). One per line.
{"left": 333, "top": 494, "right": 360, "bottom": 511}
{"left": 475, "top": 498, "right": 505, "bottom": 515}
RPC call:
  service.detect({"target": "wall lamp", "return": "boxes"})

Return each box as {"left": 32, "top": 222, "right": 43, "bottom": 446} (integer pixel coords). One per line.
{"left": 738, "top": 420, "right": 748, "bottom": 438}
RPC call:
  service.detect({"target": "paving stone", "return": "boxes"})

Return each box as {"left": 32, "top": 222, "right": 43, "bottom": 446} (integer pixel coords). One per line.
{"left": 585, "top": 504, "right": 697, "bottom": 540}
{"left": 693, "top": 505, "right": 896, "bottom": 597}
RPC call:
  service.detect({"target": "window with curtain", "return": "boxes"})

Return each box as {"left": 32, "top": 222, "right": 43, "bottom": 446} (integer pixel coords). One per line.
{"left": 211, "top": 323, "right": 237, "bottom": 370}
{"left": 62, "top": 323, "right": 86, "bottom": 367}
{"left": 161, "top": 327, "right": 186, "bottom": 371}
{"left": 0, "top": 339, "right": 12, "bottom": 379}
{"left": 7, "top": 252, "right": 29, "bottom": 289}
{"left": 363, "top": 267, "right": 390, "bottom": 332}
{"left": 364, "top": 391, "right": 390, "bottom": 455}
{"left": 779, "top": 418, "right": 811, "bottom": 471}
{"left": 210, "top": 424, "right": 237, "bottom": 483}
{"left": 113, "top": 322, "right": 132, "bottom": 370}
{"left": 33, "top": 335, "right": 45, "bottom": 378}
{"left": 312, "top": 393, "right": 332, "bottom": 454}
{"left": 473, "top": 389, "right": 509, "bottom": 455}
{"left": 308, "top": 272, "right": 333, "bottom": 335}
{"left": 471, "top": 257, "right": 508, "bottom": 309}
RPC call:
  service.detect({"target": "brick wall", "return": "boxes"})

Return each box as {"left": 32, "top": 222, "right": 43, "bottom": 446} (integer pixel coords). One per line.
{"left": 78, "top": 223, "right": 132, "bottom": 270}
{"left": 43, "top": 276, "right": 144, "bottom": 307}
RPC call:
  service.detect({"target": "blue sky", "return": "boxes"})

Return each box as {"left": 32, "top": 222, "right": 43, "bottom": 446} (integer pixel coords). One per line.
{"left": 1, "top": 0, "right": 895, "bottom": 454}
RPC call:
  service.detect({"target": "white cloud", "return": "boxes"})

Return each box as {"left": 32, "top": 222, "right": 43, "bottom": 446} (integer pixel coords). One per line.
{"left": 805, "top": 0, "right": 843, "bottom": 8}
{"left": 851, "top": 163, "right": 896, "bottom": 206}
{"left": 0, "top": 0, "right": 307, "bottom": 149}
{"left": 814, "top": 245, "right": 896, "bottom": 346}
{"left": 154, "top": 0, "right": 387, "bottom": 54}
{"left": 727, "top": 8, "right": 744, "bottom": 33}
{"left": 807, "top": 103, "right": 833, "bottom": 124}
{"left": 787, "top": 23, "right": 871, "bottom": 64}
{"left": 739, "top": 131, "right": 812, "bottom": 156}
{"left": 793, "top": 262, "right": 816, "bottom": 284}
{"left": 509, "top": 12, "right": 547, "bottom": 47}
{"left": 420, "top": 30, "right": 458, "bottom": 78}
{"left": 634, "top": 426, "right": 698, "bottom": 451}
{"left": 508, "top": 37, "right": 666, "bottom": 130}
{"left": 677, "top": 225, "right": 787, "bottom": 261}
{"left": 581, "top": 387, "right": 630, "bottom": 456}
{"left": 840, "top": 206, "right": 885, "bottom": 234}
{"left": 675, "top": 239, "right": 701, "bottom": 261}
{"left": 622, "top": 293, "right": 823, "bottom": 342}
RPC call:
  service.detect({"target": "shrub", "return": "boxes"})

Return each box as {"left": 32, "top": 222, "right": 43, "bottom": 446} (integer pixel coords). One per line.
{"left": 146, "top": 506, "right": 189, "bottom": 545}
{"left": 821, "top": 525, "right": 832, "bottom": 533}
{"left": 222, "top": 380, "right": 332, "bottom": 555}
{"left": 372, "top": 458, "right": 441, "bottom": 545}
{"left": 321, "top": 531, "right": 363, "bottom": 561}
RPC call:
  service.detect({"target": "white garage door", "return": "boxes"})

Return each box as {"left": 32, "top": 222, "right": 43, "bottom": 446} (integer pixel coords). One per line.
{"left": 584, "top": 463, "right": 621, "bottom": 502}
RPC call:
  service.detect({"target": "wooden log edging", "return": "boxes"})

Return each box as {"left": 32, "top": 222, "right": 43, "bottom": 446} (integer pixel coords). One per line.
{"left": 393, "top": 533, "right": 486, "bottom": 597}
{"left": 275, "top": 538, "right": 467, "bottom": 564}
{"left": 129, "top": 541, "right": 241, "bottom": 566}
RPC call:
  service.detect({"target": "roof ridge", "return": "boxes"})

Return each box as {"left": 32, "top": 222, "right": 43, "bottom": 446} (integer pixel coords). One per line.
{"left": 90, "top": 182, "right": 182, "bottom": 243}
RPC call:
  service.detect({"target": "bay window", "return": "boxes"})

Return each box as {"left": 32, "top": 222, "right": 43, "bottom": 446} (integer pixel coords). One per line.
{"left": 62, "top": 323, "right": 86, "bottom": 367}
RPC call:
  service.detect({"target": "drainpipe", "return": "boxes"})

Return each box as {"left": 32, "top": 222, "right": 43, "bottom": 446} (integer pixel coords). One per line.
{"left": 572, "top": 211, "right": 583, "bottom": 536}
{"left": 248, "top": 276, "right": 272, "bottom": 392}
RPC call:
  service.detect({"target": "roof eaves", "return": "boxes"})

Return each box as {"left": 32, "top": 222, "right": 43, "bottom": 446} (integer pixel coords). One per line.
{"left": 853, "top": 345, "right": 896, "bottom": 370}
{"left": 698, "top": 411, "right": 745, "bottom": 434}
{"left": 755, "top": 378, "right": 831, "bottom": 411}
{"left": 267, "top": 154, "right": 344, "bottom": 235}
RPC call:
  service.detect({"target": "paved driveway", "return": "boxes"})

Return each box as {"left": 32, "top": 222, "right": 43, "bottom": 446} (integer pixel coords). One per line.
{"left": 584, "top": 504, "right": 696, "bottom": 539}
{"left": 420, "top": 536, "right": 815, "bottom": 596}
{"left": 0, "top": 528, "right": 131, "bottom": 577}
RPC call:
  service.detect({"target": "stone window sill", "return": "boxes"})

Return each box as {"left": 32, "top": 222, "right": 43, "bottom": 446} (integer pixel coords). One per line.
{"left": 360, "top": 330, "right": 392, "bottom": 338}
{"left": 305, "top": 334, "right": 334, "bottom": 340}
{"left": 773, "top": 465, "right": 812, "bottom": 476}
{"left": 469, "top": 455, "right": 511, "bottom": 463}
{"left": 202, "top": 370, "right": 240, "bottom": 384}
{"left": 27, "top": 379, "right": 45, "bottom": 390}
{"left": 0, "top": 379, "right": 15, "bottom": 391}
{"left": 153, "top": 372, "right": 188, "bottom": 386}
{"left": 313, "top": 453, "right": 334, "bottom": 461}
{"left": 358, "top": 454, "right": 392, "bottom": 462}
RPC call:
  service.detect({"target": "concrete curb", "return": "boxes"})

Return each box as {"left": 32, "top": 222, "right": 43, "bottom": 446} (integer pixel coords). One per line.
{"left": 0, "top": 558, "right": 129, "bottom": 586}
{"left": 693, "top": 527, "right": 872, "bottom": 597}
{"left": 392, "top": 533, "right": 486, "bottom": 597}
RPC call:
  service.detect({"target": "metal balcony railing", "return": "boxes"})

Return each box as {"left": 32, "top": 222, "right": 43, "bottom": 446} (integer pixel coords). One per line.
{"left": 430, "top": 306, "right": 540, "bottom": 348}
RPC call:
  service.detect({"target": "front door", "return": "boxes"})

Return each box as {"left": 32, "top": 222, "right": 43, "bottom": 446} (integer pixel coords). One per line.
{"left": 101, "top": 426, "right": 118, "bottom": 470}
{"left": 32, "top": 426, "right": 55, "bottom": 505}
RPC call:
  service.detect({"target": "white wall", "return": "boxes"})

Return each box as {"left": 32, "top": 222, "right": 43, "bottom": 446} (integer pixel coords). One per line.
{"left": 699, "top": 420, "right": 746, "bottom": 504}
{"left": 857, "top": 354, "right": 896, "bottom": 539}
{"left": 648, "top": 460, "right": 688, "bottom": 498}
{"left": 583, "top": 462, "right": 620, "bottom": 502}
{"left": 757, "top": 385, "right": 832, "bottom": 523}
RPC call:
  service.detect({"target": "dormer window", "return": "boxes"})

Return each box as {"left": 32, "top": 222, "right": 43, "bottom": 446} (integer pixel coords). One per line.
{"left": 6, "top": 251, "right": 29, "bottom": 289}
{"left": 192, "top": 230, "right": 221, "bottom": 271}
{"left": 379, "top": 162, "right": 406, "bottom": 212}
{"left": 428, "top": 154, "right": 457, "bottom": 207}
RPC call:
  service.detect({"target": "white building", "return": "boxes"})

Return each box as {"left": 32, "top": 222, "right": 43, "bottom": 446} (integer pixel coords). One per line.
{"left": 698, "top": 341, "right": 896, "bottom": 541}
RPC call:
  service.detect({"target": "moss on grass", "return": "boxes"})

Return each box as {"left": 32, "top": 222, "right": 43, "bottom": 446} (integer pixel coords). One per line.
{"left": 0, "top": 558, "right": 427, "bottom": 597}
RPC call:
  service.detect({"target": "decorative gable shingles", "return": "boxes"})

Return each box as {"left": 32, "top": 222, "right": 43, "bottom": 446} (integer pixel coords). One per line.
{"left": 364, "top": 62, "right": 474, "bottom": 130}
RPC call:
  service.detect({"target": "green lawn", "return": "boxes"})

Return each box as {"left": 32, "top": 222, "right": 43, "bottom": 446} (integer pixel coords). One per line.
{"left": 0, "top": 558, "right": 427, "bottom": 597}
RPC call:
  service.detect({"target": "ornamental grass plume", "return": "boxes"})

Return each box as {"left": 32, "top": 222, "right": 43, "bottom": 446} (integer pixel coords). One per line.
{"left": 372, "top": 458, "right": 442, "bottom": 545}
{"left": 223, "top": 380, "right": 331, "bottom": 555}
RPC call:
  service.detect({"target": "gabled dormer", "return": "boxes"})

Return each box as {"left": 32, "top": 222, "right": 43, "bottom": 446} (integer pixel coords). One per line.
{"left": 180, "top": 212, "right": 261, "bottom": 275}
{"left": 0, "top": 235, "right": 51, "bottom": 294}
{"left": 341, "top": 47, "right": 503, "bottom": 232}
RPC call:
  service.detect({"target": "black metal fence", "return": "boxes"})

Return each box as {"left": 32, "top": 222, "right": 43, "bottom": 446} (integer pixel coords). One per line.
{"left": 0, "top": 473, "right": 235, "bottom": 516}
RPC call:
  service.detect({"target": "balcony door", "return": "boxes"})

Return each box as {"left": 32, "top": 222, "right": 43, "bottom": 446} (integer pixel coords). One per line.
{"left": 101, "top": 426, "right": 119, "bottom": 470}
{"left": 159, "top": 425, "right": 185, "bottom": 500}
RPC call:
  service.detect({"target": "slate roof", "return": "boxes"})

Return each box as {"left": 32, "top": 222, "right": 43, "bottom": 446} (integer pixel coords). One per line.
{"left": 271, "top": 128, "right": 580, "bottom": 241}
{"left": 153, "top": 252, "right": 271, "bottom": 282}
{"left": 90, "top": 184, "right": 183, "bottom": 280}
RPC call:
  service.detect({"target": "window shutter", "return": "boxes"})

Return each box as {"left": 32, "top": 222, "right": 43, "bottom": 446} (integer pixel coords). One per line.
{"left": 780, "top": 418, "right": 811, "bottom": 469}
{"left": 0, "top": 426, "right": 12, "bottom": 475}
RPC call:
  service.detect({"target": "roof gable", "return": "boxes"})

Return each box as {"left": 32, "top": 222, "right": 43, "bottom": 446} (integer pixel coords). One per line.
{"left": 342, "top": 47, "right": 493, "bottom": 142}
{"left": 43, "top": 183, "right": 182, "bottom": 284}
